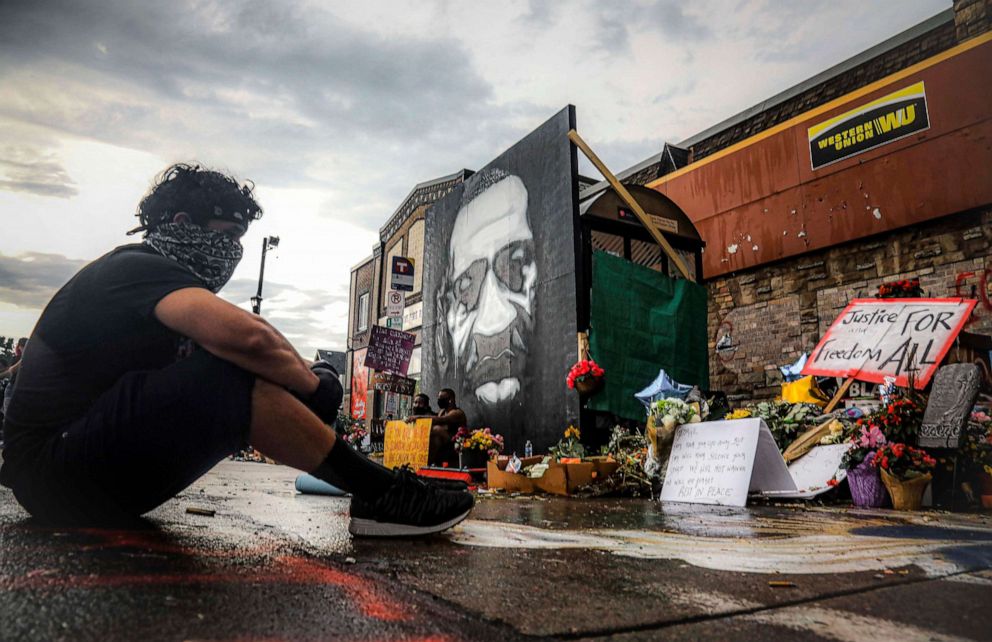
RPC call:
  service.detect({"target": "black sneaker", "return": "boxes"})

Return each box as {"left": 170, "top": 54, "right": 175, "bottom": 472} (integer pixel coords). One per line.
{"left": 349, "top": 468, "right": 474, "bottom": 537}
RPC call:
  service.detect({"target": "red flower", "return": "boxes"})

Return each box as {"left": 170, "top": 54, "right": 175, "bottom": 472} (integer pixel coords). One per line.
{"left": 827, "top": 479, "right": 839, "bottom": 487}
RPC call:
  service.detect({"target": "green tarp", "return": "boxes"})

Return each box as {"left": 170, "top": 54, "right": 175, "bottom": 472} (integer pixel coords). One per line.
{"left": 586, "top": 251, "right": 709, "bottom": 421}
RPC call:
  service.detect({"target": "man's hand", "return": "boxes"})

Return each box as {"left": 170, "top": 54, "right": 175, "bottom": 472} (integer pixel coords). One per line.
{"left": 299, "top": 362, "right": 343, "bottom": 426}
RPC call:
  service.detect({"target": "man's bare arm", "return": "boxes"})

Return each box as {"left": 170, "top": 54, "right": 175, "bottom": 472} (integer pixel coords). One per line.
{"left": 154, "top": 287, "right": 318, "bottom": 396}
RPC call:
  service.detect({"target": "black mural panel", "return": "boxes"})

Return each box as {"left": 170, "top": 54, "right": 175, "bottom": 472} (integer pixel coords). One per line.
{"left": 422, "top": 106, "right": 580, "bottom": 452}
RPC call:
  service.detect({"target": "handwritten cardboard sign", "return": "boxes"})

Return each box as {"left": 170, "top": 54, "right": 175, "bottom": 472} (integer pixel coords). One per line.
{"left": 383, "top": 419, "right": 432, "bottom": 470}
{"left": 802, "top": 298, "right": 976, "bottom": 388}
{"left": 364, "top": 325, "right": 416, "bottom": 375}
{"left": 660, "top": 419, "right": 796, "bottom": 507}
{"left": 760, "top": 444, "right": 849, "bottom": 499}
{"left": 372, "top": 372, "right": 416, "bottom": 395}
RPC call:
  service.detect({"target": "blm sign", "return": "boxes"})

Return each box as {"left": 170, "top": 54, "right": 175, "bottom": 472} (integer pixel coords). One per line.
{"left": 808, "top": 81, "right": 929, "bottom": 171}
{"left": 802, "top": 298, "right": 976, "bottom": 389}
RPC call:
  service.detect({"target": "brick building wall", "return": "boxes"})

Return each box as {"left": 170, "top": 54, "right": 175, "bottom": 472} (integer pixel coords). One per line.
{"left": 708, "top": 207, "right": 992, "bottom": 400}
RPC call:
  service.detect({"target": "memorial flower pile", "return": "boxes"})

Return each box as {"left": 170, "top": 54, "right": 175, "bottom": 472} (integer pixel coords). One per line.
{"left": 870, "top": 443, "right": 936, "bottom": 480}
{"left": 745, "top": 401, "right": 822, "bottom": 452}
{"left": 566, "top": 359, "right": 605, "bottom": 389}
{"left": 600, "top": 425, "right": 652, "bottom": 496}
{"left": 454, "top": 427, "right": 505, "bottom": 457}
{"left": 876, "top": 278, "right": 923, "bottom": 299}
{"left": 650, "top": 398, "right": 702, "bottom": 430}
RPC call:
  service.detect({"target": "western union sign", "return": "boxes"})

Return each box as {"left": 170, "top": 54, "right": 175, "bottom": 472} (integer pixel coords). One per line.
{"left": 808, "top": 81, "right": 929, "bottom": 170}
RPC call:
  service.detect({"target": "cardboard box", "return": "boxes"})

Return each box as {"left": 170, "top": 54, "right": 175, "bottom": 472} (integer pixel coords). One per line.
{"left": 487, "top": 457, "right": 612, "bottom": 495}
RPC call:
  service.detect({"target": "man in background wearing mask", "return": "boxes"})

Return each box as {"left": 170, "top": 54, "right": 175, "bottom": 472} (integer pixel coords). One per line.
{"left": 421, "top": 388, "right": 467, "bottom": 466}
{"left": 0, "top": 164, "right": 472, "bottom": 537}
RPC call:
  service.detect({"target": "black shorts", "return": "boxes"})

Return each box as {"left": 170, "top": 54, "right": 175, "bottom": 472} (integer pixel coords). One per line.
{"left": 6, "top": 350, "right": 254, "bottom": 526}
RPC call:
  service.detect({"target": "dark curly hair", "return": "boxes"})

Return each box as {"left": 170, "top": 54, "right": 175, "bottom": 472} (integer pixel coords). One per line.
{"left": 129, "top": 163, "right": 263, "bottom": 235}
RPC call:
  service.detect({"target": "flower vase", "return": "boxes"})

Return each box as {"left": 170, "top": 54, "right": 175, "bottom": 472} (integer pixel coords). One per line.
{"left": 979, "top": 471, "right": 992, "bottom": 510}
{"left": 575, "top": 375, "right": 603, "bottom": 397}
{"left": 460, "top": 449, "right": 488, "bottom": 470}
{"left": 880, "top": 468, "right": 932, "bottom": 511}
{"left": 847, "top": 457, "right": 888, "bottom": 508}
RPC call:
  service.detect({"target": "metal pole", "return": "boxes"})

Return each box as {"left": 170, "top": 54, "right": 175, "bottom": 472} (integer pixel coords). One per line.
{"left": 252, "top": 238, "right": 269, "bottom": 315}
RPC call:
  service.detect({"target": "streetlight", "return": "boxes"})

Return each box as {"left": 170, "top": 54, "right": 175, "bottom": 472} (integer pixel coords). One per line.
{"left": 251, "top": 235, "right": 280, "bottom": 315}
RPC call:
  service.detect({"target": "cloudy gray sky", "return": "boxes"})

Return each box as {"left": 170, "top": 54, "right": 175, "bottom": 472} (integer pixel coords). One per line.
{"left": 0, "top": 0, "right": 948, "bottom": 356}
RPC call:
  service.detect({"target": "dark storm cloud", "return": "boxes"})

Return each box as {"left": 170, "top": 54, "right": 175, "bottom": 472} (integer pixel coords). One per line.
{"left": 0, "top": 148, "right": 78, "bottom": 198}
{"left": 0, "top": 252, "right": 87, "bottom": 308}
{"left": 0, "top": 0, "right": 536, "bottom": 198}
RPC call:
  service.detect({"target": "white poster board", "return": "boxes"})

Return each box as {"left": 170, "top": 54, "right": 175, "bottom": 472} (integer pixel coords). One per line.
{"left": 801, "top": 298, "right": 976, "bottom": 388}
{"left": 759, "top": 444, "right": 849, "bottom": 499}
{"left": 660, "top": 419, "right": 796, "bottom": 507}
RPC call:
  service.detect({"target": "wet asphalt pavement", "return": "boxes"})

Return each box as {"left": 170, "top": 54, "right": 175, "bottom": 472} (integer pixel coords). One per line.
{"left": 2, "top": 461, "right": 992, "bottom": 641}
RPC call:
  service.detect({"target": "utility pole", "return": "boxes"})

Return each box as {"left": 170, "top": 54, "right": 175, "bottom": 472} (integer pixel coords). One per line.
{"left": 251, "top": 235, "right": 280, "bottom": 315}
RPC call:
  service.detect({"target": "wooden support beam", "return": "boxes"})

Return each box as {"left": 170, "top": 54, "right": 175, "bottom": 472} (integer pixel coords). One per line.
{"left": 824, "top": 377, "right": 854, "bottom": 414}
{"left": 568, "top": 129, "right": 693, "bottom": 281}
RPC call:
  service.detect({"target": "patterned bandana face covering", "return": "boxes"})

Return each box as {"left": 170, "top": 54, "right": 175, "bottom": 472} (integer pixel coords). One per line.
{"left": 144, "top": 222, "right": 243, "bottom": 292}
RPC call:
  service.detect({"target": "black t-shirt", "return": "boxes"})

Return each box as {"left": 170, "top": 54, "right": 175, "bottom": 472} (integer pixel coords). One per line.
{"left": 2, "top": 244, "right": 205, "bottom": 468}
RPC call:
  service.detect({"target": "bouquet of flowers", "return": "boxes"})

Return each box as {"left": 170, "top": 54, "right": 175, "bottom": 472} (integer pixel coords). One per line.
{"left": 650, "top": 398, "right": 702, "bottom": 431}
{"left": 871, "top": 443, "right": 936, "bottom": 480}
{"left": 877, "top": 278, "right": 923, "bottom": 299}
{"left": 343, "top": 425, "right": 368, "bottom": 448}
{"left": 454, "top": 427, "right": 505, "bottom": 458}
{"left": 841, "top": 424, "right": 887, "bottom": 470}
{"left": 550, "top": 425, "right": 585, "bottom": 459}
{"left": 566, "top": 359, "right": 605, "bottom": 392}
{"left": 858, "top": 396, "right": 923, "bottom": 444}
{"left": 962, "top": 411, "right": 992, "bottom": 475}
{"left": 747, "top": 401, "right": 822, "bottom": 452}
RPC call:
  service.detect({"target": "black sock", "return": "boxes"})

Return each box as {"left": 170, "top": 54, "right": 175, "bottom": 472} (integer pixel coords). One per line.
{"left": 311, "top": 439, "right": 395, "bottom": 502}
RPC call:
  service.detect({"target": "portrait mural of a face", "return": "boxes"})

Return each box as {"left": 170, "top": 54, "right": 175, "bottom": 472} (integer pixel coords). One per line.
{"left": 423, "top": 106, "right": 580, "bottom": 451}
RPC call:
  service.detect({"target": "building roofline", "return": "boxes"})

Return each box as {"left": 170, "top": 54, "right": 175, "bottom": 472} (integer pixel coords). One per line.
{"left": 579, "top": 8, "right": 953, "bottom": 201}
{"left": 379, "top": 169, "right": 472, "bottom": 236}
{"left": 350, "top": 254, "right": 375, "bottom": 273}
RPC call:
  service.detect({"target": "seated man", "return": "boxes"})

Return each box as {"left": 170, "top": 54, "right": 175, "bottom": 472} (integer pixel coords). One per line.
{"left": 411, "top": 393, "right": 436, "bottom": 417}
{"left": 0, "top": 163, "right": 473, "bottom": 537}
{"left": 409, "top": 388, "right": 466, "bottom": 466}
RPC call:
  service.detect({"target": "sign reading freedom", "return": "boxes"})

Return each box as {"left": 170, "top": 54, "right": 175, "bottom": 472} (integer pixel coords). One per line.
{"left": 802, "top": 298, "right": 976, "bottom": 388}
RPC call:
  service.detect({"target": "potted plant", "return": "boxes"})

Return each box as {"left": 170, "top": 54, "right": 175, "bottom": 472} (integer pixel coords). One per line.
{"left": 871, "top": 443, "right": 936, "bottom": 510}
{"left": 877, "top": 278, "right": 923, "bottom": 299}
{"left": 842, "top": 424, "right": 889, "bottom": 508}
{"left": 962, "top": 411, "right": 992, "bottom": 509}
{"left": 454, "top": 427, "right": 504, "bottom": 469}
{"left": 550, "top": 425, "right": 585, "bottom": 461}
{"left": 567, "top": 359, "right": 605, "bottom": 396}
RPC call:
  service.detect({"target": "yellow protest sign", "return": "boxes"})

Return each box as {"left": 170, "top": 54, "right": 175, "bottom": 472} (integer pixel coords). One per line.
{"left": 383, "top": 419, "right": 431, "bottom": 470}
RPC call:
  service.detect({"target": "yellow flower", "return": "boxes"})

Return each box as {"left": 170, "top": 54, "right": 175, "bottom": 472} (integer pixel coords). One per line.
{"left": 564, "top": 425, "right": 580, "bottom": 439}
{"left": 725, "top": 408, "right": 752, "bottom": 420}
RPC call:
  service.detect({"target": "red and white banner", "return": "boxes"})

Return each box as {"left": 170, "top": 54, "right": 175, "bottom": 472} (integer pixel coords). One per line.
{"left": 802, "top": 298, "right": 976, "bottom": 388}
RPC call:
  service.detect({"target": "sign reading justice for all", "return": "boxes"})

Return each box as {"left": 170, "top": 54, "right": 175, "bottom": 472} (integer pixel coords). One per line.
{"left": 802, "top": 298, "right": 976, "bottom": 388}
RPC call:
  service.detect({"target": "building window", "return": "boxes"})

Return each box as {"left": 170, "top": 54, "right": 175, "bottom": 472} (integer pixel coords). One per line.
{"left": 358, "top": 292, "right": 370, "bottom": 332}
